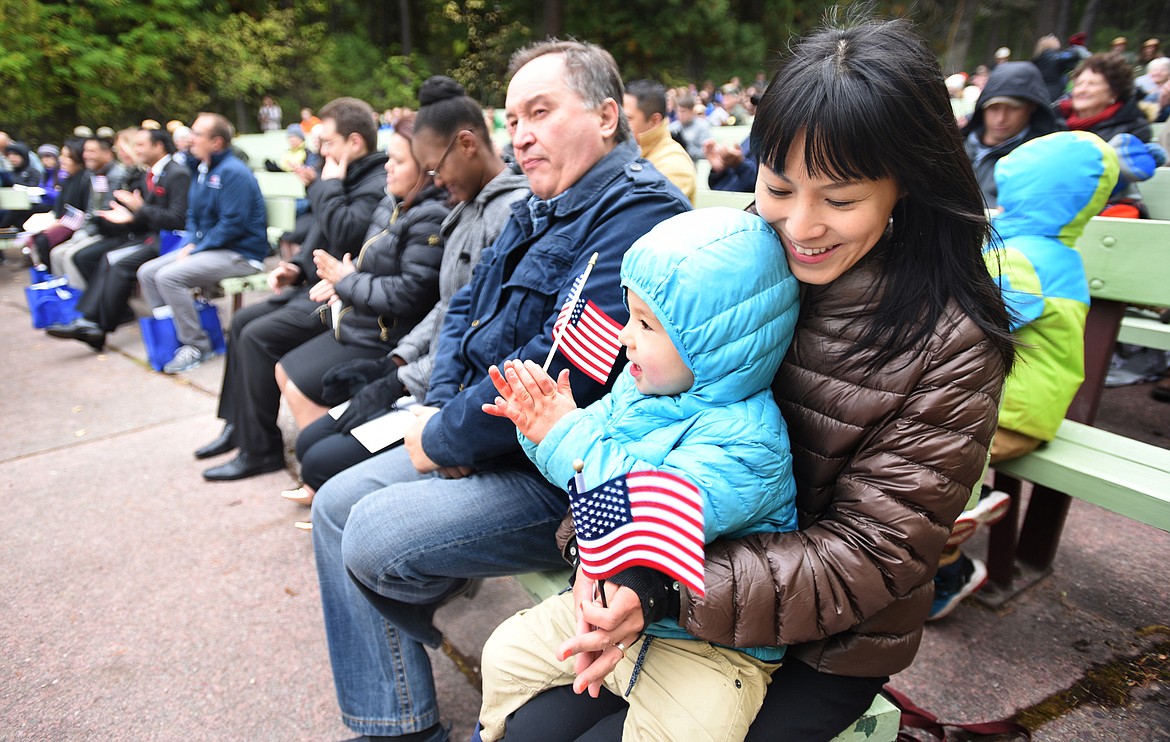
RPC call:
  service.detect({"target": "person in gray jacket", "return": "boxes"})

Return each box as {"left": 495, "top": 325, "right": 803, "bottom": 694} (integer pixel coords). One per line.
{"left": 285, "top": 76, "right": 530, "bottom": 509}
{"left": 962, "top": 61, "right": 1062, "bottom": 208}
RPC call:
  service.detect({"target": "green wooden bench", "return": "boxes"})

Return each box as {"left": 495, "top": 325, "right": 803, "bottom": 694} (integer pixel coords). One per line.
{"left": 1136, "top": 167, "right": 1170, "bottom": 220}
{"left": 694, "top": 189, "right": 754, "bottom": 210}
{"left": 254, "top": 170, "right": 307, "bottom": 199}
{"left": 0, "top": 187, "right": 32, "bottom": 210}
{"left": 1118, "top": 310, "right": 1170, "bottom": 352}
{"left": 514, "top": 571, "right": 900, "bottom": 742}
{"left": 215, "top": 195, "right": 300, "bottom": 320}
{"left": 980, "top": 216, "right": 1170, "bottom": 600}
{"left": 233, "top": 131, "right": 293, "bottom": 171}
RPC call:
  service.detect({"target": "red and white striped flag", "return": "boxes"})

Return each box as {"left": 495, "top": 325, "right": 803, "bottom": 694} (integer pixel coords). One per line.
{"left": 60, "top": 205, "right": 86, "bottom": 232}
{"left": 549, "top": 268, "right": 623, "bottom": 385}
{"left": 569, "top": 470, "right": 706, "bottom": 597}
{"left": 93, "top": 174, "right": 109, "bottom": 193}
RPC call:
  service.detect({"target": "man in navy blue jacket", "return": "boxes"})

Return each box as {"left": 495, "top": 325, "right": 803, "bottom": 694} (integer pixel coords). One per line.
{"left": 310, "top": 40, "right": 690, "bottom": 741}
{"left": 137, "top": 113, "right": 268, "bottom": 374}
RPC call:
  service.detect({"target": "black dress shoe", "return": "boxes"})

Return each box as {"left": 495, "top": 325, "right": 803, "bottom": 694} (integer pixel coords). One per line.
{"left": 194, "top": 423, "right": 236, "bottom": 459}
{"left": 46, "top": 321, "right": 106, "bottom": 351}
{"left": 202, "top": 450, "right": 285, "bottom": 481}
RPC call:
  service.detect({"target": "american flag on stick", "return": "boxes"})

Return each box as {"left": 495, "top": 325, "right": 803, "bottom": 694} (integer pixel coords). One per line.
{"left": 544, "top": 253, "right": 623, "bottom": 385}
{"left": 569, "top": 470, "right": 706, "bottom": 598}
{"left": 93, "top": 175, "right": 109, "bottom": 193}
{"left": 60, "top": 205, "right": 86, "bottom": 232}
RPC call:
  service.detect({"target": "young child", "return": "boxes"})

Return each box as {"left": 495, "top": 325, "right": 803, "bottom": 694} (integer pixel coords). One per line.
{"left": 477, "top": 208, "right": 801, "bottom": 741}
{"left": 931, "top": 130, "right": 1120, "bottom": 618}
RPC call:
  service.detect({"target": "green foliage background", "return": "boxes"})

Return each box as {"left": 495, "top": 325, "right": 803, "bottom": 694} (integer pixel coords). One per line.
{"left": 1, "top": 0, "right": 1166, "bottom": 143}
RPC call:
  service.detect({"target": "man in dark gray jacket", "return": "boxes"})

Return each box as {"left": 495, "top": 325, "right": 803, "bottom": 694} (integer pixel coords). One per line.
{"left": 197, "top": 97, "right": 389, "bottom": 481}
{"left": 962, "top": 61, "right": 1063, "bottom": 208}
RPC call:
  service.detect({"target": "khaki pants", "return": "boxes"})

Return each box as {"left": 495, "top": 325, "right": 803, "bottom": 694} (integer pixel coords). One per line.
{"left": 480, "top": 591, "right": 776, "bottom": 742}
{"left": 989, "top": 425, "right": 1043, "bottom": 464}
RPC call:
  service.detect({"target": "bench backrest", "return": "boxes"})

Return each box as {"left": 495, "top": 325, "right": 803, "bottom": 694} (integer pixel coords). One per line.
{"left": 254, "top": 171, "right": 306, "bottom": 199}
{"left": 233, "top": 131, "right": 291, "bottom": 171}
{"left": 1136, "top": 167, "right": 1170, "bottom": 221}
{"left": 0, "top": 187, "right": 32, "bottom": 210}
{"left": 694, "top": 189, "right": 754, "bottom": 210}
{"left": 1070, "top": 216, "right": 1170, "bottom": 422}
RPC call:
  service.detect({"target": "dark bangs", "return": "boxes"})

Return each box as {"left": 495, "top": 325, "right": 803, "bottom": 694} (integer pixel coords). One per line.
{"left": 751, "top": 52, "right": 897, "bottom": 184}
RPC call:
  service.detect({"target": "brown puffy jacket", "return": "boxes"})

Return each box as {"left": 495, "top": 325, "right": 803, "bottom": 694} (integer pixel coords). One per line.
{"left": 555, "top": 252, "right": 1006, "bottom": 677}
{"left": 681, "top": 255, "right": 1006, "bottom": 677}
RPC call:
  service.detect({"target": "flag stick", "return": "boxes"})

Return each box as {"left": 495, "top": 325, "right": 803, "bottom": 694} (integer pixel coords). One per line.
{"left": 543, "top": 252, "right": 599, "bottom": 371}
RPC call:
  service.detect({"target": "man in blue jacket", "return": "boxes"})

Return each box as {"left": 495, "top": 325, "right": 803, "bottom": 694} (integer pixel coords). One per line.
{"left": 137, "top": 113, "right": 268, "bottom": 374}
{"left": 310, "top": 40, "right": 690, "bottom": 742}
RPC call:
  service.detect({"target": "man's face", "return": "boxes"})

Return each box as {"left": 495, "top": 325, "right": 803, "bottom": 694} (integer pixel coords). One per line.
{"left": 1151, "top": 64, "right": 1170, "bottom": 85}
{"left": 981, "top": 101, "right": 1034, "bottom": 147}
{"left": 83, "top": 140, "right": 111, "bottom": 171}
{"left": 134, "top": 130, "right": 163, "bottom": 167}
{"left": 506, "top": 53, "right": 619, "bottom": 200}
{"left": 317, "top": 118, "right": 362, "bottom": 163}
{"left": 188, "top": 116, "right": 220, "bottom": 162}
{"left": 622, "top": 94, "right": 654, "bottom": 137}
{"left": 6, "top": 152, "right": 21, "bottom": 168}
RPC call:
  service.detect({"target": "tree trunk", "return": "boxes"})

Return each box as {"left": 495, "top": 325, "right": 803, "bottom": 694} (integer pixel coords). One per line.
{"left": 944, "top": 0, "right": 972, "bottom": 74}
{"left": 235, "top": 98, "right": 248, "bottom": 136}
{"left": 398, "top": 0, "right": 412, "bottom": 55}
{"left": 1079, "top": 0, "right": 1101, "bottom": 45}
{"left": 544, "top": 0, "right": 563, "bottom": 38}
{"left": 1055, "top": 0, "right": 1071, "bottom": 41}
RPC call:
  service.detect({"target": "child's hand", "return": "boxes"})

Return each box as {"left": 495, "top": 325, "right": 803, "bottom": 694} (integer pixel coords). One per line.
{"left": 481, "top": 359, "right": 577, "bottom": 444}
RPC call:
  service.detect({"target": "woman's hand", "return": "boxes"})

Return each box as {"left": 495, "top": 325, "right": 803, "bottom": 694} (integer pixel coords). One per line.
{"left": 308, "top": 278, "right": 336, "bottom": 304}
{"left": 557, "top": 567, "right": 645, "bottom": 696}
{"left": 314, "top": 249, "right": 356, "bottom": 285}
{"left": 481, "top": 359, "right": 577, "bottom": 444}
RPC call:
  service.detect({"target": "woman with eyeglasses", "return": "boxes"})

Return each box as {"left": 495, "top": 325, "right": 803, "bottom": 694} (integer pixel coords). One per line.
{"left": 283, "top": 76, "right": 530, "bottom": 516}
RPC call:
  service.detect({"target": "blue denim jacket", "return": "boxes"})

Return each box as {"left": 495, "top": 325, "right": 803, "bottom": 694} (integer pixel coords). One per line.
{"left": 421, "top": 140, "right": 691, "bottom": 468}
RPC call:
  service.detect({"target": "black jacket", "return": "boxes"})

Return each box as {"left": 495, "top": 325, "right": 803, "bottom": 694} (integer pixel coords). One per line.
{"left": 294, "top": 151, "right": 390, "bottom": 285}
{"left": 133, "top": 157, "right": 192, "bottom": 238}
{"left": 331, "top": 186, "right": 450, "bottom": 350}
{"left": 962, "top": 62, "right": 1064, "bottom": 207}
{"left": 52, "top": 171, "right": 91, "bottom": 219}
{"left": 5, "top": 143, "right": 43, "bottom": 187}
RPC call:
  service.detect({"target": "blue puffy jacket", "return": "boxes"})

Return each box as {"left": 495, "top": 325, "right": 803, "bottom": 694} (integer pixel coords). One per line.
{"left": 421, "top": 140, "right": 691, "bottom": 468}
{"left": 184, "top": 149, "right": 269, "bottom": 263}
{"left": 523, "top": 208, "right": 800, "bottom": 656}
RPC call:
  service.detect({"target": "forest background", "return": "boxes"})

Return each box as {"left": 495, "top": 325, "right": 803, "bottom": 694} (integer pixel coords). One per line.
{"left": 2, "top": 0, "right": 1169, "bottom": 142}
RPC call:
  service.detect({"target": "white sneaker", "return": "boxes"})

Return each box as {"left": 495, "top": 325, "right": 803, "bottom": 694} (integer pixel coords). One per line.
{"left": 947, "top": 488, "right": 1012, "bottom": 547}
{"left": 163, "top": 344, "right": 211, "bottom": 374}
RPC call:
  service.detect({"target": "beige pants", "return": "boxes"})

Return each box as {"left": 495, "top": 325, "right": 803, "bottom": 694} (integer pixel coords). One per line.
{"left": 479, "top": 591, "right": 777, "bottom": 742}
{"left": 989, "top": 425, "right": 1043, "bottom": 464}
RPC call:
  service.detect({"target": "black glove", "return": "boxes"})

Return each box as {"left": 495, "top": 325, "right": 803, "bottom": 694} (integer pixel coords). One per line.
{"left": 337, "top": 372, "right": 406, "bottom": 434}
{"left": 321, "top": 355, "right": 398, "bottom": 406}
{"left": 264, "top": 159, "right": 283, "bottom": 172}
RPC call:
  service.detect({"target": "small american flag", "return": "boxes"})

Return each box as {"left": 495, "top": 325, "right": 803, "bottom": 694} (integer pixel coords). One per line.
{"left": 60, "top": 205, "right": 86, "bottom": 231}
{"left": 550, "top": 268, "right": 623, "bottom": 385}
{"left": 93, "top": 175, "right": 109, "bottom": 193}
{"left": 569, "top": 470, "right": 705, "bottom": 597}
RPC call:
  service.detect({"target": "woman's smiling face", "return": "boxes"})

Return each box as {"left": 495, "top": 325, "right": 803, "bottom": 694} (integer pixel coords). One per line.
{"left": 754, "top": 137, "right": 901, "bottom": 285}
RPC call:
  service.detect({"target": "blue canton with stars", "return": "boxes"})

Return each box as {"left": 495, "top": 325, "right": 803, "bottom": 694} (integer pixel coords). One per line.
{"left": 570, "top": 477, "right": 634, "bottom": 541}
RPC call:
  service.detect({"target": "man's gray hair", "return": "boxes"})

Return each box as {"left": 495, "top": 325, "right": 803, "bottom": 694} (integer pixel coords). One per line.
{"left": 1149, "top": 56, "right": 1170, "bottom": 74}
{"left": 509, "top": 39, "right": 630, "bottom": 143}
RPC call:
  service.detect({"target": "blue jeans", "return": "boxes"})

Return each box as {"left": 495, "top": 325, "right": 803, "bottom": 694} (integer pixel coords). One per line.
{"left": 312, "top": 446, "right": 570, "bottom": 738}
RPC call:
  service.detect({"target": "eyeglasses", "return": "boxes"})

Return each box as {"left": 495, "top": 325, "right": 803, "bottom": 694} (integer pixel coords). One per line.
{"left": 426, "top": 130, "right": 471, "bottom": 177}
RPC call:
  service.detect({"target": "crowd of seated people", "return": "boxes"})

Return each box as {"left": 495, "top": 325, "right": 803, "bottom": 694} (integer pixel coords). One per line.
{"left": 6, "top": 24, "right": 1170, "bottom": 740}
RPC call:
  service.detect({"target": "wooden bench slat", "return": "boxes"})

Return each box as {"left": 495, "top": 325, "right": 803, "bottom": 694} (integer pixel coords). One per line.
{"left": 1117, "top": 315, "right": 1170, "bottom": 352}
{"left": 995, "top": 424, "right": 1170, "bottom": 531}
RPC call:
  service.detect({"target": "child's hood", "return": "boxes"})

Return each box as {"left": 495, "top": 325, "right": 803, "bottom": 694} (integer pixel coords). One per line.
{"left": 993, "top": 131, "right": 1119, "bottom": 247}
{"left": 619, "top": 208, "right": 800, "bottom": 407}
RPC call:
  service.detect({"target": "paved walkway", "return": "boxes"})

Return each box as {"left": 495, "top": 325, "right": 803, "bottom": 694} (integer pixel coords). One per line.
{"left": 2, "top": 257, "right": 1167, "bottom": 740}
